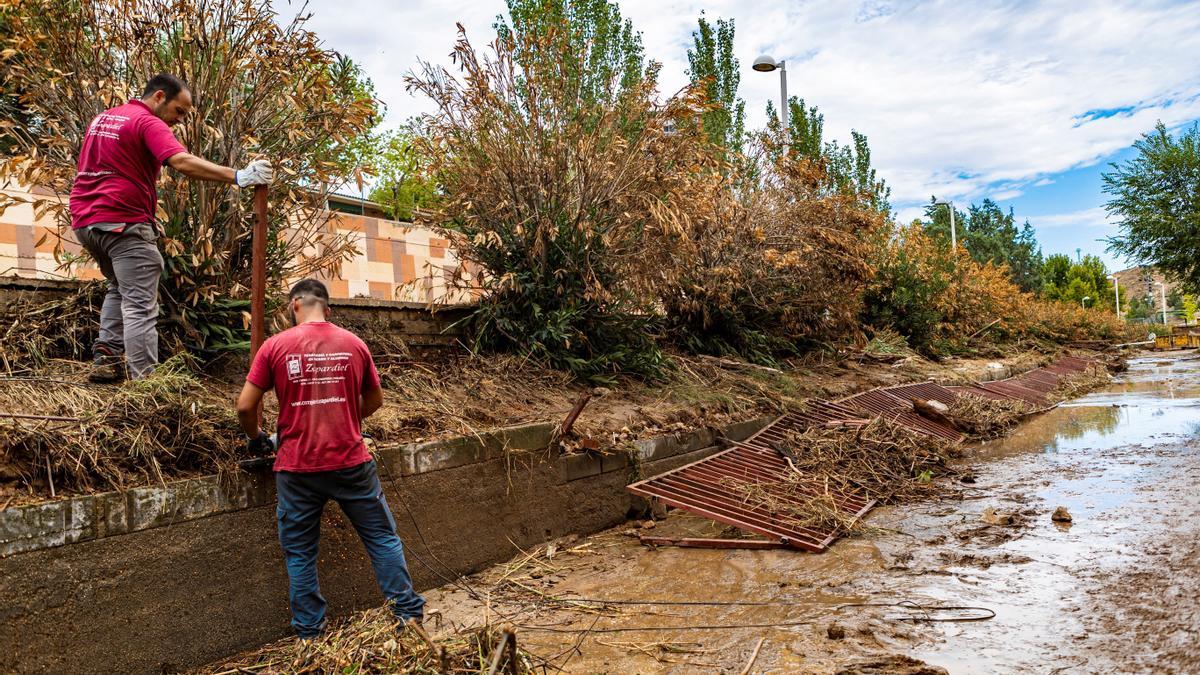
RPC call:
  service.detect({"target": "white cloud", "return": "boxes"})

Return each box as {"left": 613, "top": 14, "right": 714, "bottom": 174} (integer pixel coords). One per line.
{"left": 1030, "top": 207, "right": 1113, "bottom": 229}
{"left": 301, "top": 0, "right": 1200, "bottom": 211}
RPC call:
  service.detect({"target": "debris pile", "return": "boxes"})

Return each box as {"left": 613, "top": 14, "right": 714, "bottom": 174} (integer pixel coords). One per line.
{"left": 628, "top": 355, "right": 1111, "bottom": 550}
{"left": 0, "top": 284, "right": 104, "bottom": 372}
{"left": 0, "top": 357, "right": 241, "bottom": 496}
{"left": 945, "top": 394, "right": 1034, "bottom": 438}
{"left": 777, "top": 417, "right": 957, "bottom": 503}
{"left": 207, "top": 608, "right": 533, "bottom": 674}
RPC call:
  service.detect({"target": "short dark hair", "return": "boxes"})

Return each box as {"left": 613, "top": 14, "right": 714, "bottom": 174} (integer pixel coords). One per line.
{"left": 289, "top": 279, "right": 330, "bottom": 306}
{"left": 142, "top": 73, "right": 188, "bottom": 101}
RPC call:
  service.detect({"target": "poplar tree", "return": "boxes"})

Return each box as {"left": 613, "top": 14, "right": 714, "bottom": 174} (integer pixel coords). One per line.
{"left": 686, "top": 14, "right": 745, "bottom": 157}
{"left": 496, "top": 0, "right": 649, "bottom": 112}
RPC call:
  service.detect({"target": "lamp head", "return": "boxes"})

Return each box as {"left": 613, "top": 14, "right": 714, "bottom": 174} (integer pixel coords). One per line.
{"left": 752, "top": 55, "right": 779, "bottom": 72}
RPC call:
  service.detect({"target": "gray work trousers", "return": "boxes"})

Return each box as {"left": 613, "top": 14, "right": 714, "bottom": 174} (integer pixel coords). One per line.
{"left": 74, "top": 222, "right": 164, "bottom": 379}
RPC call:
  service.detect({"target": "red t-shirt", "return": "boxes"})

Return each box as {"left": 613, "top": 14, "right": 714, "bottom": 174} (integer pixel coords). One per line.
{"left": 246, "top": 321, "right": 382, "bottom": 472}
{"left": 70, "top": 99, "right": 187, "bottom": 230}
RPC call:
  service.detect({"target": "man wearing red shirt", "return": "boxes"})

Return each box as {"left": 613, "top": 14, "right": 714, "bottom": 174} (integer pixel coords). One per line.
{"left": 71, "top": 73, "right": 273, "bottom": 382}
{"left": 236, "top": 279, "right": 425, "bottom": 637}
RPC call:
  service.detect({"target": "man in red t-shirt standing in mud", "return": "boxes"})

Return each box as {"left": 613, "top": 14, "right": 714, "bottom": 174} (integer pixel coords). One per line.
{"left": 71, "top": 73, "right": 274, "bottom": 382}
{"left": 236, "top": 279, "right": 425, "bottom": 637}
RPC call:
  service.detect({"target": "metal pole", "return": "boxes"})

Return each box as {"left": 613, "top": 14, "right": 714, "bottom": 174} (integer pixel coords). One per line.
{"left": 778, "top": 61, "right": 788, "bottom": 130}
{"left": 1160, "top": 282, "right": 1168, "bottom": 325}
{"left": 251, "top": 185, "right": 268, "bottom": 360}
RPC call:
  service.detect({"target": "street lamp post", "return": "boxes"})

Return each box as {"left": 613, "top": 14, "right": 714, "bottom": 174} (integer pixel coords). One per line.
{"left": 1156, "top": 281, "right": 1168, "bottom": 325}
{"left": 1082, "top": 296, "right": 1091, "bottom": 309}
{"left": 934, "top": 200, "right": 957, "bottom": 251}
{"left": 1109, "top": 275, "right": 1120, "bottom": 319}
{"left": 752, "top": 55, "right": 788, "bottom": 130}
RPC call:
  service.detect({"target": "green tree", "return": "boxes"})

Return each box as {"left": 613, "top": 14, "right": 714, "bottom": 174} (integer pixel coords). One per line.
{"left": 495, "top": 0, "right": 648, "bottom": 113}
{"left": 1105, "top": 122, "right": 1200, "bottom": 289}
{"left": 766, "top": 97, "right": 890, "bottom": 214}
{"left": 686, "top": 14, "right": 745, "bottom": 158}
{"left": 1042, "top": 254, "right": 1114, "bottom": 309}
{"left": 923, "top": 198, "right": 1043, "bottom": 292}
{"left": 1042, "top": 253, "right": 1072, "bottom": 296}
{"left": 368, "top": 121, "right": 439, "bottom": 221}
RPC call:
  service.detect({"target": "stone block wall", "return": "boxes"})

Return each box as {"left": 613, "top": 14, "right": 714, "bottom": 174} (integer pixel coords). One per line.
{"left": 0, "top": 417, "right": 771, "bottom": 673}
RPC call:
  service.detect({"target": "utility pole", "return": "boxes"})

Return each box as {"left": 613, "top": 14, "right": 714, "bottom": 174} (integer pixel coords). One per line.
{"left": 1157, "top": 281, "right": 1168, "bottom": 326}
{"left": 1109, "top": 275, "right": 1120, "bottom": 319}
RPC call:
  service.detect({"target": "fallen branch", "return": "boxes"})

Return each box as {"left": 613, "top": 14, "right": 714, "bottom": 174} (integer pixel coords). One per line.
{"left": 740, "top": 637, "right": 765, "bottom": 675}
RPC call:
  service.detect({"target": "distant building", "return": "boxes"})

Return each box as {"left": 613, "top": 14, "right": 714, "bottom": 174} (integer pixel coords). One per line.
{"left": 0, "top": 182, "right": 476, "bottom": 305}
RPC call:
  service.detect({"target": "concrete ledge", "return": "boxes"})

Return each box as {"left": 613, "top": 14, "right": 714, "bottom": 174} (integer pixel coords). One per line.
{"left": 0, "top": 422, "right": 552, "bottom": 558}
{"left": 0, "top": 417, "right": 769, "bottom": 559}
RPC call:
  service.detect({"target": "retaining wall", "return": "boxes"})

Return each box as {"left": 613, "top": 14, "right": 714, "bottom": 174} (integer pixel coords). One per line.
{"left": 0, "top": 276, "right": 470, "bottom": 350}
{"left": 0, "top": 416, "right": 770, "bottom": 673}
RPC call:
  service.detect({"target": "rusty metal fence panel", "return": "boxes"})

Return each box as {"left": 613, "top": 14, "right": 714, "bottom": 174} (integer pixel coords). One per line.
{"left": 627, "top": 356, "right": 1097, "bottom": 552}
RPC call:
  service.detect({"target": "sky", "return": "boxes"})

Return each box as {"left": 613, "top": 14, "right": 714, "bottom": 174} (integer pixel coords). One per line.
{"left": 299, "top": 0, "right": 1200, "bottom": 272}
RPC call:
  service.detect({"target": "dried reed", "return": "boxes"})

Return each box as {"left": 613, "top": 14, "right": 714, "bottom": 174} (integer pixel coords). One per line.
{"left": 206, "top": 607, "right": 532, "bottom": 674}
{"left": 946, "top": 394, "right": 1032, "bottom": 438}
{"left": 0, "top": 357, "right": 241, "bottom": 494}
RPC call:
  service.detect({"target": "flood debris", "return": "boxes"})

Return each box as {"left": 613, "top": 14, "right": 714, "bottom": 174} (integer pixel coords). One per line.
{"left": 945, "top": 394, "right": 1034, "bottom": 438}
{"left": 629, "top": 355, "right": 1108, "bottom": 551}
{"left": 0, "top": 357, "right": 241, "bottom": 495}
{"left": 834, "top": 654, "right": 949, "bottom": 675}
{"left": 1052, "top": 506, "right": 1073, "bottom": 523}
{"left": 981, "top": 507, "right": 1018, "bottom": 527}
{"left": 205, "top": 607, "right": 535, "bottom": 674}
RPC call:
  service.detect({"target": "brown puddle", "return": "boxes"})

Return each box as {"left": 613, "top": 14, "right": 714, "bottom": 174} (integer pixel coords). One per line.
{"left": 427, "top": 352, "right": 1200, "bottom": 673}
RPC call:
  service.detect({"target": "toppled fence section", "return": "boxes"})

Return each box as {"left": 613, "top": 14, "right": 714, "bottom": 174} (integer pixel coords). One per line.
{"left": 628, "top": 407, "right": 876, "bottom": 552}
{"left": 629, "top": 356, "right": 1103, "bottom": 552}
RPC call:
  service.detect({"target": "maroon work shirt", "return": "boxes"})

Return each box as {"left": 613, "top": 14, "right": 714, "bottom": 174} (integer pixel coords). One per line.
{"left": 246, "top": 321, "right": 382, "bottom": 473}
{"left": 70, "top": 99, "right": 186, "bottom": 230}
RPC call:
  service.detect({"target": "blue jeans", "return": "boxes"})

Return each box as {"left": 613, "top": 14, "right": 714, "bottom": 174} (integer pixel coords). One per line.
{"left": 275, "top": 460, "right": 425, "bottom": 637}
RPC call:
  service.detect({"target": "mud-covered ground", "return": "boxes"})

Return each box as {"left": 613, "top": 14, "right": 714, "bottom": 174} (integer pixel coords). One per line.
{"left": 418, "top": 351, "right": 1200, "bottom": 673}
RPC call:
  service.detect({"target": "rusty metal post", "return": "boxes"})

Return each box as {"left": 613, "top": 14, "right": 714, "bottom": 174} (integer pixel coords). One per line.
{"left": 250, "top": 185, "right": 268, "bottom": 361}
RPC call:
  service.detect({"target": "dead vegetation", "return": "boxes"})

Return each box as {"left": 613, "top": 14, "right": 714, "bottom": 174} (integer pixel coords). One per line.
{"left": 0, "top": 357, "right": 241, "bottom": 496}
{"left": 945, "top": 394, "right": 1034, "bottom": 438}
{"left": 1052, "top": 367, "right": 1113, "bottom": 400}
{"left": 206, "top": 608, "right": 534, "bottom": 674}
{"left": 780, "top": 418, "right": 957, "bottom": 500}
{"left": 0, "top": 284, "right": 104, "bottom": 373}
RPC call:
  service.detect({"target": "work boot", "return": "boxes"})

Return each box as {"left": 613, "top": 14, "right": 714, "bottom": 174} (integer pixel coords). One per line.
{"left": 88, "top": 345, "right": 126, "bottom": 384}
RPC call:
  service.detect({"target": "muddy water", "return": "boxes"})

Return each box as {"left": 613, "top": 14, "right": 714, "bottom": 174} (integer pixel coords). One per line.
{"left": 429, "top": 353, "right": 1200, "bottom": 673}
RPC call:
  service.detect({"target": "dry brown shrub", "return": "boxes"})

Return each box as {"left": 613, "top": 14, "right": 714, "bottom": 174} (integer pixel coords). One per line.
{"left": 404, "top": 24, "right": 714, "bottom": 381}
{"left": 864, "top": 222, "right": 1135, "bottom": 355}
{"left": 661, "top": 142, "right": 885, "bottom": 363}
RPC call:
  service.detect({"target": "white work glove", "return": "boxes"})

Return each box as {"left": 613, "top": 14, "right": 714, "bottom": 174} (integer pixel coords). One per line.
{"left": 235, "top": 159, "right": 274, "bottom": 188}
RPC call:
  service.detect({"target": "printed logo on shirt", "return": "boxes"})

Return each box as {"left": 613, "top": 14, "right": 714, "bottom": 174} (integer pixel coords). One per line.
{"left": 286, "top": 354, "right": 303, "bottom": 382}
{"left": 87, "top": 113, "right": 131, "bottom": 141}
{"left": 283, "top": 352, "right": 353, "bottom": 386}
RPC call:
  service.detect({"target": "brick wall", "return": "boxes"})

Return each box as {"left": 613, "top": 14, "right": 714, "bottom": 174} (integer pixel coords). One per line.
{"left": 0, "top": 183, "right": 478, "bottom": 305}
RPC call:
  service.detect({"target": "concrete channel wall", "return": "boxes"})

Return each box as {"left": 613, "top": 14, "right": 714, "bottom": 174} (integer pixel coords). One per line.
{"left": 0, "top": 417, "right": 770, "bottom": 674}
